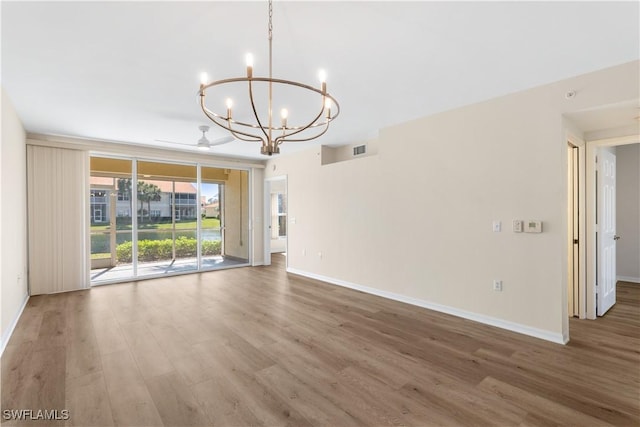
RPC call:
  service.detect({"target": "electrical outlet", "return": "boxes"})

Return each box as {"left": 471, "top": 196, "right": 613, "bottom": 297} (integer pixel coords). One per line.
{"left": 493, "top": 280, "right": 503, "bottom": 292}
{"left": 493, "top": 221, "right": 501, "bottom": 232}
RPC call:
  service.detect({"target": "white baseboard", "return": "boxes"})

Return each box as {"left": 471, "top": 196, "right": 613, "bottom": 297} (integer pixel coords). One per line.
{"left": 0, "top": 293, "right": 29, "bottom": 357}
{"left": 287, "top": 268, "right": 567, "bottom": 345}
{"left": 617, "top": 275, "right": 640, "bottom": 284}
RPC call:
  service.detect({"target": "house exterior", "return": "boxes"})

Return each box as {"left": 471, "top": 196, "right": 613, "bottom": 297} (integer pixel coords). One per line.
{"left": 89, "top": 177, "right": 198, "bottom": 223}
{"left": 202, "top": 197, "right": 220, "bottom": 218}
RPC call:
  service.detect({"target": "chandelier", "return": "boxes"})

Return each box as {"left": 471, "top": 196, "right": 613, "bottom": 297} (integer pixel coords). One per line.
{"left": 198, "top": 0, "right": 340, "bottom": 156}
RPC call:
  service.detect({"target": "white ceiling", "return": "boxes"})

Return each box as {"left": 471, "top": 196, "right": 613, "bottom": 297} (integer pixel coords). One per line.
{"left": 2, "top": 1, "right": 639, "bottom": 160}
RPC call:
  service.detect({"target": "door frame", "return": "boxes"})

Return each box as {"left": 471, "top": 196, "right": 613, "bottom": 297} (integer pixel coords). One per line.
{"left": 585, "top": 135, "right": 639, "bottom": 319}
{"left": 567, "top": 140, "right": 583, "bottom": 318}
{"left": 566, "top": 133, "right": 587, "bottom": 320}
{"left": 263, "top": 175, "right": 287, "bottom": 267}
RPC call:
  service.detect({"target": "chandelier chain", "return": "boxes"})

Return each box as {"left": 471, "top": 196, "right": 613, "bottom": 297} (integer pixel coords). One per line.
{"left": 268, "top": 0, "right": 273, "bottom": 41}
{"left": 267, "top": 0, "right": 273, "bottom": 143}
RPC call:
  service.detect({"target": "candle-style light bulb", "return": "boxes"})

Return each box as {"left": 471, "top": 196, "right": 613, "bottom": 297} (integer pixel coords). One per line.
{"left": 200, "top": 72, "right": 209, "bottom": 86}
{"left": 281, "top": 108, "right": 288, "bottom": 128}
{"left": 318, "top": 69, "right": 327, "bottom": 93}
{"left": 246, "top": 53, "right": 254, "bottom": 78}
{"left": 226, "top": 98, "right": 233, "bottom": 118}
{"left": 325, "top": 98, "right": 331, "bottom": 118}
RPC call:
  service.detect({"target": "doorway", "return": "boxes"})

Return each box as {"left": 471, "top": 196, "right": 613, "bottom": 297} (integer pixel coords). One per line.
{"left": 567, "top": 143, "right": 580, "bottom": 317}
{"left": 584, "top": 136, "right": 639, "bottom": 319}
{"left": 264, "top": 176, "right": 287, "bottom": 266}
{"left": 566, "top": 135, "right": 587, "bottom": 320}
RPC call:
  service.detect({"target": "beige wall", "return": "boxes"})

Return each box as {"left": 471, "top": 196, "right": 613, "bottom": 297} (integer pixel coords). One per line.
{"left": 616, "top": 143, "right": 640, "bottom": 282}
{"left": 264, "top": 61, "right": 639, "bottom": 343}
{"left": 1, "top": 88, "right": 28, "bottom": 352}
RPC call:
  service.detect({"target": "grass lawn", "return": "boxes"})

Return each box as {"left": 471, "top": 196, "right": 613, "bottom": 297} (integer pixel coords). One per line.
{"left": 91, "top": 218, "right": 220, "bottom": 232}
{"left": 91, "top": 253, "right": 110, "bottom": 259}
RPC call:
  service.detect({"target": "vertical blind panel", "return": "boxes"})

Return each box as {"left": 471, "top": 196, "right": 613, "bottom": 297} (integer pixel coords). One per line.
{"left": 27, "top": 146, "right": 88, "bottom": 295}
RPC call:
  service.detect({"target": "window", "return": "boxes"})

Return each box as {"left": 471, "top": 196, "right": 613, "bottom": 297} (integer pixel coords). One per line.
{"left": 117, "top": 191, "right": 130, "bottom": 201}
{"left": 117, "top": 209, "right": 130, "bottom": 217}
{"left": 151, "top": 210, "right": 161, "bottom": 218}
{"left": 90, "top": 189, "right": 107, "bottom": 204}
{"left": 174, "top": 192, "right": 196, "bottom": 205}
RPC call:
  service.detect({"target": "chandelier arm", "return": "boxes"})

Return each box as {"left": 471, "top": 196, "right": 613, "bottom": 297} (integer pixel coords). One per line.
{"left": 274, "top": 98, "right": 340, "bottom": 131}
{"left": 200, "top": 87, "right": 340, "bottom": 134}
{"left": 275, "top": 121, "right": 330, "bottom": 146}
{"left": 274, "top": 97, "right": 327, "bottom": 142}
{"left": 202, "top": 77, "right": 330, "bottom": 94}
{"left": 247, "top": 79, "right": 271, "bottom": 142}
{"left": 200, "top": 96, "right": 266, "bottom": 144}
{"left": 200, "top": 78, "right": 341, "bottom": 126}
{"left": 226, "top": 127, "right": 265, "bottom": 144}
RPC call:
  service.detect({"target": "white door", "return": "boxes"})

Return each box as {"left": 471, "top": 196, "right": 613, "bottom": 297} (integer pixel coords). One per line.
{"left": 263, "top": 180, "right": 272, "bottom": 265}
{"left": 597, "top": 149, "right": 617, "bottom": 315}
{"left": 568, "top": 145, "right": 580, "bottom": 317}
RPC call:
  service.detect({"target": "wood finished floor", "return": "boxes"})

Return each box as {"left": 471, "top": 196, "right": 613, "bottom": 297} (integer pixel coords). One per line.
{"left": 2, "top": 255, "right": 639, "bottom": 426}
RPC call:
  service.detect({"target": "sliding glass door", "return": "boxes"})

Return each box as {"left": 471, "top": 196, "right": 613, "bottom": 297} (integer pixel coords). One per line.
{"left": 90, "top": 157, "right": 251, "bottom": 284}
{"left": 135, "top": 161, "right": 198, "bottom": 277}
{"left": 90, "top": 158, "right": 134, "bottom": 282}
{"left": 220, "top": 169, "right": 250, "bottom": 265}
{"left": 200, "top": 167, "right": 249, "bottom": 269}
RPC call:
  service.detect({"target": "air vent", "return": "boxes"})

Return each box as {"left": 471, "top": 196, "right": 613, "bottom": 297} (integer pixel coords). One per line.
{"left": 353, "top": 145, "right": 366, "bottom": 156}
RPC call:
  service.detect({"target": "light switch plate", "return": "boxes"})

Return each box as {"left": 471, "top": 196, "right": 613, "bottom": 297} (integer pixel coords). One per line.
{"left": 525, "top": 220, "right": 542, "bottom": 233}
{"left": 493, "top": 221, "right": 501, "bottom": 232}
{"left": 513, "top": 220, "right": 523, "bottom": 233}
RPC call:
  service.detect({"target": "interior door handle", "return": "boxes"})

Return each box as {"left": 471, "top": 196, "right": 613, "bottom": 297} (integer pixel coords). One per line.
{"left": 613, "top": 235, "right": 621, "bottom": 240}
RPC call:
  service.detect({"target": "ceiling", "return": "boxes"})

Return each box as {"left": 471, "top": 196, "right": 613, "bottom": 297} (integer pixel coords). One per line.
{"left": 2, "top": 1, "right": 639, "bottom": 160}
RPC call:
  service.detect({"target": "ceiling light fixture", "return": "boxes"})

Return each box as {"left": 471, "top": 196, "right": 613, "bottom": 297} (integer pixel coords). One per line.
{"left": 198, "top": 0, "right": 340, "bottom": 156}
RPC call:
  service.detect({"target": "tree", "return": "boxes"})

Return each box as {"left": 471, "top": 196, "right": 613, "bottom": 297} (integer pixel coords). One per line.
{"left": 116, "top": 179, "right": 162, "bottom": 223}
{"left": 117, "top": 178, "right": 132, "bottom": 201}
{"left": 138, "top": 181, "right": 162, "bottom": 223}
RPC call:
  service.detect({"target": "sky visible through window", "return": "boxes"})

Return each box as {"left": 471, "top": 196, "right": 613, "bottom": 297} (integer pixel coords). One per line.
{"left": 201, "top": 183, "right": 218, "bottom": 203}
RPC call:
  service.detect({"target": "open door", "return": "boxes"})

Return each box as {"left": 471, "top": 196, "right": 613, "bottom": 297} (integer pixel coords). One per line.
{"left": 597, "top": 149, "right": 617, "bottom": 315}
{"left": 568, "top": 144, "right": 580, "bottom": 317}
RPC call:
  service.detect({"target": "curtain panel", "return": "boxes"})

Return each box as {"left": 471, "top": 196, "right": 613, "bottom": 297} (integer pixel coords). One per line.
{"left": 27, "top": 145, "right": 88, "bottom": 295}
